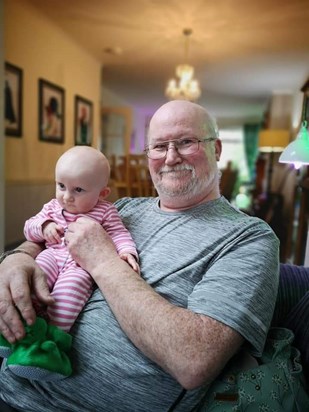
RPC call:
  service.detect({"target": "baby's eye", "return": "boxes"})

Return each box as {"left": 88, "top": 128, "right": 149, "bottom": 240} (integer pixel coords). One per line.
{"left": 75, "top": 187, "right": 84, "bottom": 193}
{"left": 58, "top": 183, "right": 65, "bottom": 190}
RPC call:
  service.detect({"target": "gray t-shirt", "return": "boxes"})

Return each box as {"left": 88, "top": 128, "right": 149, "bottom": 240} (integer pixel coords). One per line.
{"left": 0, "top": 197, "right": 279, "bottom": 411}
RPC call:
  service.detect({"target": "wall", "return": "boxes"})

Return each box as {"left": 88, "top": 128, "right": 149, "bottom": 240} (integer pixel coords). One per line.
{"left": 101, "top": 85, "right": 130, "bottom": 108}
{"left": 4, "top": 0, "right": 101, "bottom": 181}
{"left": 101, "top": 85, "right": 155, "bottom": 154}
{"left": 5, "top": 181, "right": 55, "bottom": 247}
{"left": 268, "top": 93, "right": 293, "bottom": 130}
{"left": 4, "top": 0, "right": 102, "bottom": 245}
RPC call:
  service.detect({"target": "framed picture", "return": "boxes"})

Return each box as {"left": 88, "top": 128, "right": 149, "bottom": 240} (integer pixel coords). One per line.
{"left": 74, "top": 95, "right": 93, "bottom": 146}
{"left": 4, "top": 62, "right": 23, "bottom": 137}
{"left": 39, "top": 79, "right": 65, "bottom": 143}
{"left": 301, "top": 79, "right": 309, "bottom": 127}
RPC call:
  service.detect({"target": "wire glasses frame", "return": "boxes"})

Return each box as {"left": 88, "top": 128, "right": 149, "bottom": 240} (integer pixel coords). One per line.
{"left": 144, "top": 137, "right": 217, "bottom": 160}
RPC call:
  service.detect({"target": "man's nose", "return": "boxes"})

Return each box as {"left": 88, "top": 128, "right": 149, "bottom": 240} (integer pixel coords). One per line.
{"left": 165, "top": 143, "right": 181, "bottom": 163}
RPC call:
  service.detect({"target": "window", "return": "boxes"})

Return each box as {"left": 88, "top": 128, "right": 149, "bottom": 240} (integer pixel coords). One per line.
{"left": 218, "top": 128, "right": 249, "bottom": 182}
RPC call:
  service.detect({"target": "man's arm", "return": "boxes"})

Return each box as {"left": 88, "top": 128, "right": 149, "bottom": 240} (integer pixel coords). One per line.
{"left": 0, "top": 241, "right": 54, "bottom": 343}
{"left": 66, "top": 218, "right": 244, "bottom": 389}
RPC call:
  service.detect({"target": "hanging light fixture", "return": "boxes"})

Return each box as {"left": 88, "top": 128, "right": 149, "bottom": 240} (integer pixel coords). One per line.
{"left": 165, "top": 28, "right": 201, "bottom": 102}
{"left": 279, "top": 121, "right": 309, "bottom": 169}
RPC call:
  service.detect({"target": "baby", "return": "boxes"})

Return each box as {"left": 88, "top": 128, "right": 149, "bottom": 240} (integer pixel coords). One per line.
{"left": 25, "top": 146, "right": 139, "bottom": 331}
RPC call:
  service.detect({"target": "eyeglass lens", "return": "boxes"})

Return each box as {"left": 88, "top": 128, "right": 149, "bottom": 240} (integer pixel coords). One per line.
{"left": 145, "top": 137, "right": 215, "bottom": 159}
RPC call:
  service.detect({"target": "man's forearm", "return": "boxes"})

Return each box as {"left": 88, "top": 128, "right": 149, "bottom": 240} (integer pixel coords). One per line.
{"left": 0, "top": 241, "right": 44, "bottom": 266}
{"left": 92, "top": 258, "right": 243, "bottom": 389}
{"left": 15, "top": 240, "right": 45, "bottom": 258}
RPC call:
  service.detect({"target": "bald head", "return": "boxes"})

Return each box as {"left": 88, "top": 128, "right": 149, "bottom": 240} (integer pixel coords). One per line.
{"left": 148, "top": 100, "right": 219, "bottom": 143}
{"left": 145, "top": 100, "right": 222, "bottom": 210}
{"left": 56, "top": 146, "right": 110, "bottom": 189}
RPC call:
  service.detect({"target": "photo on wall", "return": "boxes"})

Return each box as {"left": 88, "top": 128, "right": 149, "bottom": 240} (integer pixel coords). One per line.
{"left": 74, "top": 95, "right": 93, "bottom": 146}
{"left": 39, "top": 79, "right": 65, "bottom": 143}
{"left": 5, "top": 62, "right": 23, "bottom": 137}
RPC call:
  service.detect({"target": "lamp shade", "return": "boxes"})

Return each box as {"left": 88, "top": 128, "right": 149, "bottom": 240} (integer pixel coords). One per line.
{"left": 279, "top": 122, "right": 309, "bottom": 169}
{"left": 258, "top": 129, "right": 290, "bottom": 153}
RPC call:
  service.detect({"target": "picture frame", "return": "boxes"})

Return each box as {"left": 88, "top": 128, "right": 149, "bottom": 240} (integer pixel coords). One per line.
{"left": 301, "top": 79, "right": 309, "bottom": 127}
{"left": 74, "top": 95, "right": 93, "bottom": 146}
{"left": 4, "top": 62, "right": 23, "bottom": 137}
{"left": 39, "top": 79, "right": 65, "bottom": 143}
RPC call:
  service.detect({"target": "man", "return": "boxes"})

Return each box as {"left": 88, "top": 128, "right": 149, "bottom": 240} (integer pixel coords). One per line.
{"left": 0, "top": 100, "right": 279, "bottom": 411}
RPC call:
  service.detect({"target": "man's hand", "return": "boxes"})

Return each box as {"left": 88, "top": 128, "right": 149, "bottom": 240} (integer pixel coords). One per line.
{"left": 42, "top": 221, "right": 64, "bottom": 244}
{"left": 65, "top": 217, "right": 118, "bottom": 274}
{"left": 0, "top": 247, "right": 54, "bottom": 342}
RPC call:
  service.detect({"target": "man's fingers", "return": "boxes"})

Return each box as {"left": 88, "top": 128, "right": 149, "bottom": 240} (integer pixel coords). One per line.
{"left": 6, "top": 265, "right": 52, "bottom": 332}
{"left": 0, "top": 246, "right": 48, "bottom": 342}
{"left": 32, "top": 266, "right": 55, "bottom": 306}
{"left": 10, "top": 275, "right": 36, "bottom": 327}
{"left": 0, "top": 296, "right": 26, "bottom": 342}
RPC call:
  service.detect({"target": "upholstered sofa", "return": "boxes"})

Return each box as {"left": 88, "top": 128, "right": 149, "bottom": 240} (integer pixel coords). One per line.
{"left": 272, "top": 263, "right": 309, "bottom": 387}
{"left": 0, "top": 263, "right": 308, "bottom": 411}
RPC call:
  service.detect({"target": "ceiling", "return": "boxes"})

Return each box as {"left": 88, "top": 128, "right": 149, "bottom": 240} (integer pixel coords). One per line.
{"left": 27, "top": 0, "right": 309, "bottom": 124}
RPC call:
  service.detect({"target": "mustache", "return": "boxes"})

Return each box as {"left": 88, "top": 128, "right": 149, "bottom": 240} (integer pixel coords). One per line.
{"left": 159, "top": 164, "right": 194, "bottom": 174}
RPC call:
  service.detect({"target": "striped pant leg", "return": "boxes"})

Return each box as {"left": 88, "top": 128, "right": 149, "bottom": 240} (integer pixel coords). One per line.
{"left": 35, "top": 248, "right": 59, "bottom": 290}
{"left": 47, "top": 263, "right": 93, "bottom": 332}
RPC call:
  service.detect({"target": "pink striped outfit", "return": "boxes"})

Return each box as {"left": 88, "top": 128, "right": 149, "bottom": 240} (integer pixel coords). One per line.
{"left": 24, "top": 198, "right": 138, "bottom": 332}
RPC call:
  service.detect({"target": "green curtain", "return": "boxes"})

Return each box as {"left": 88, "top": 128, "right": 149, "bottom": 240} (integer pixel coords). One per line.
{"left": 243, "top": 124, "right": 260, "bottom": 182}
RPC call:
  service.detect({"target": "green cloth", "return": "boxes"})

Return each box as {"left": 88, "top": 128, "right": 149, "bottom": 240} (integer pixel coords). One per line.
{"left": 0, "top": 317, "right": 72, "bottom": 381}
{"left": 198, "top": 328, "right": 309, "bottom": 411}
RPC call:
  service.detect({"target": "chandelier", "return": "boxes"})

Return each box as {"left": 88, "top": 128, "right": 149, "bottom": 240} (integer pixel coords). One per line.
{"left": 165, "top": 28, "right": 201, "bottom": 102}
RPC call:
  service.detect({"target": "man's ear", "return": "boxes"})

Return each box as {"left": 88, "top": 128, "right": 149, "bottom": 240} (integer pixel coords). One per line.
{"left": 99, "top": 187, "right": 111, "bottom": 199}
{"left": 215, "top": 139, "right": 222, "bottom": 161}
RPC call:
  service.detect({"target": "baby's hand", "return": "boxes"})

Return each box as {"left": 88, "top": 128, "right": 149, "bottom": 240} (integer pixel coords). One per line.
{"left": 120, "top": 253, "right": 140, "bottom": 275}
{"left": 42, "top": 221, "right": 64, "bottom": 244}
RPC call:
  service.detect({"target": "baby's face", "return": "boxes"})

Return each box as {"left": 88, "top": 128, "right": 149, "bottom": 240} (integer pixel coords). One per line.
{"left": 55, "top": 146, "right": 110, "bottom": 214}
{"left": 55, "top": 167, "right": 104, "bottom": 214}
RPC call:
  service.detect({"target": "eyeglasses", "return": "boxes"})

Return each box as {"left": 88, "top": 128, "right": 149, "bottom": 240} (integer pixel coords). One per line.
{"left": 144, "top": 137, "right": 217, "bottom": 160}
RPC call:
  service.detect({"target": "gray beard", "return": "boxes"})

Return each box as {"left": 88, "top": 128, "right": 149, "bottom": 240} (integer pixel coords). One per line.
{"left": 154, "top": 166, "right": 218, "bottom": 199}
